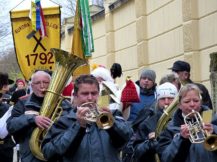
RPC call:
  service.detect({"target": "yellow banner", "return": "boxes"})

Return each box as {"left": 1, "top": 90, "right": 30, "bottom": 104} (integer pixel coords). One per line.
{"left": 10, "top": 5, "right": 60, "bottom": 80}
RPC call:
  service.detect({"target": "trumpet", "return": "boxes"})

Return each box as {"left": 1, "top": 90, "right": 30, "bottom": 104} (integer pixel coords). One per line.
{"left": 80, "top": 102, "right": 114, "bottom": 129}
{"left": 184, "top": 110, "right": 217, "bottom": 151}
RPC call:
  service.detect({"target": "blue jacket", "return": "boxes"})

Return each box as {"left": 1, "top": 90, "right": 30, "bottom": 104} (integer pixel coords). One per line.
{"left": 157, "top": 107, "right": 217, "bottom": 162}
{"left": 42, "top": 108, "right": 133, "bottom": 162}
{"left": 128, "top": 83, "right": 156, "bottom": 122}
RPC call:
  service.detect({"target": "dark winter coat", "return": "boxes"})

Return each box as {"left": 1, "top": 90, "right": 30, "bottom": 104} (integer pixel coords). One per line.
{"left": 7, "top": 93, "right": 72, "bottom": 162}
{"left": 42, "top": 108, "right": 133, "bottom": 162}
{"left": 157, "top": 106, "right": 217, "bottom": 162}
{"left": 128, "top": 82, "right": 157, "bottom": 122}
{"left": 133, "top": 108, "right": 163, "bottom": 162}
{"left": 121, "top": 103, "right": 157, "bottom": 162}
{"left": 0, "top": 102, "right": 15, "bottom": 162}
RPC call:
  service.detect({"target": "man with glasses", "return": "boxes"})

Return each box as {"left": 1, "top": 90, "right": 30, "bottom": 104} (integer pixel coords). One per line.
{"left": 7, "top": 70, "right": 71, "bottom": 162}
{"left": 0, "top": 72, "right": 15, "bottom": 162}
{"left": 169, "top": 60, "right": 213, "bottom": 109}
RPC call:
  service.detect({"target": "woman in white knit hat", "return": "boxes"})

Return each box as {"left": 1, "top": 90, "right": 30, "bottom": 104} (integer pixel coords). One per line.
{"left": 122, "top": 82, "right": 178, "bottom": 162}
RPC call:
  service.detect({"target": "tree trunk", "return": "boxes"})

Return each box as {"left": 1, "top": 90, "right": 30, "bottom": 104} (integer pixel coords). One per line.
{"left": 210, "top": 52, "right": 217, "bottom": 113}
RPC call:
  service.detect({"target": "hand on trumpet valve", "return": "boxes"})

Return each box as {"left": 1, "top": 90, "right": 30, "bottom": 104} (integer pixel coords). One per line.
{"left": 76, "top": 106, "right": 91, "bottom": 128}
{"left": 180, "top": 124, "right": 190, "bottom": 139}
{"left": 203, "top": 123, "right": 214, "bottom": 134}
{"left": 98, "top": 106, "right": 111, "bottom": 113}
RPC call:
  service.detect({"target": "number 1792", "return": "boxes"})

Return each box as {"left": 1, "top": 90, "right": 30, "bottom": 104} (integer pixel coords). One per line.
{"left": 25, "top": 52, "right": 54, "bottom": 66}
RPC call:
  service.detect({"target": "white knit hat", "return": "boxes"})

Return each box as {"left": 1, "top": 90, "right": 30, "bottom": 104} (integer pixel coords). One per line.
{"left": 157, "top": 82, "right": 178, "bottom": 100}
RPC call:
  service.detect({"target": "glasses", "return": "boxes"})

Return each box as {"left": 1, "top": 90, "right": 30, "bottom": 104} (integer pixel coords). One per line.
{"left": 32, "top": 81, "right": 50, "bottom": 86}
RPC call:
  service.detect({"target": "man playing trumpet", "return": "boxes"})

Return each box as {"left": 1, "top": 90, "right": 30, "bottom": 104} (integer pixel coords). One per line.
{"left": 42, "top": 74, "right": 133, "bottom": 162}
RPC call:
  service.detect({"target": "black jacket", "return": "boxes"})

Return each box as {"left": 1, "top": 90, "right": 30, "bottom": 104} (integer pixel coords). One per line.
{"left": 133, "top": 108, "right": 163, "bottom": 162}
{"left": 7, "top": 93, "right": 72, "bottom": 162}
{"left": 0, "top": 102, "right": 15, "bottom": 162}
{"left": 42, "top": 108, "right": 133, "bottom": 162}
{"left": 122, "top": 103, "right": 157, "bottom": 162}
{"left": 157, "top": 106, "right": 217, "bottom": 162}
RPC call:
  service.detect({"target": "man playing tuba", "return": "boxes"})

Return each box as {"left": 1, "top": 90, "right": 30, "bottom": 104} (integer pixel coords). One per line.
{"left": 7, "top": 71, "right": 72, "bottom": 162}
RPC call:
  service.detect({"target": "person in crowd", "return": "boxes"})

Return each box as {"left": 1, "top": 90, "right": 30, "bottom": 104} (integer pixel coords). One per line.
{"left": 157, "top": 83, "right": 217, "bottom": 162}
{"left": 132, "top": 82, "right": 178, "bottom": 162}
{"left": 62, "top": 79, "right": 74, "bottom": 98}
{"left": 169, "top": 60, "right": 213, "bottom": 109}
{"left": 127, "top": 69, "right": 157, "bottom": 123}
{"left": 9, "top": 89, "right": 27, "bottom": 162}
{"left": 0, "top": 72, "right": 16, "bottom": 162}
{"left": 15, "top": 79, "right": 26, "bottom": 91}
{"left": 42, "top": 74, "right": 133, "bottom": 162}
{"left": 91, "top": 66, "right": 122, "bottom": 112}
{"left": 159, "top": 73, "right": 181, "bottom": 91}
{"left": 110, "top": 63, "right": 122, "bottom": 81}
{"left": 10, "top": 89, "right": 27, "bottom": 105}
{"left": 122, "top": 82, "right": 178, "bottom": 162}
{"left": 7, "top": 70, "right": 72, "bottom": 162}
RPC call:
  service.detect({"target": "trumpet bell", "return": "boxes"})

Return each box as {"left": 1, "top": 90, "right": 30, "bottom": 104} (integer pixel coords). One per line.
{"left": 96, "top": 112, "right": 114, "bottom": 129}
{"left": 82, "top": 102, "right": 114, "bottom": 129}
{"left": 204, "top": 134, "right": 217, "bottom": 151}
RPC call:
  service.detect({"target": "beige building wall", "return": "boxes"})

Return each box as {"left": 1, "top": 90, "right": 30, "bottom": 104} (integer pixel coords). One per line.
{"left": 61, "top": 0, "right": 217, "bottom": 96}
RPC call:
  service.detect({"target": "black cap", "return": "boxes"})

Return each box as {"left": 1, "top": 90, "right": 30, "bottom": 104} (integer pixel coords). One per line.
{"left": 169, "top": 60, "right": 191, "bottom": 72}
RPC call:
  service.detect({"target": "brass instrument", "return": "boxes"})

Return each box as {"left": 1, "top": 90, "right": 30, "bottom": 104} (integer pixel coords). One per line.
{"left": 29, "top": 48, "right": 86, "bottom": 161}
{"left": 81, "top": 102, "right": 114, "bottom": 129}
{"left": 184, "top": 110, "right": 217, "bottom": 151}
{"left": 154, "top": 93, "right": 179, "bottom": 162}
{"left": 81, "top": 84, "right": 114, "bottom": 129}
{"left": 155, "top": 95, "right": 179, "bottom": 137}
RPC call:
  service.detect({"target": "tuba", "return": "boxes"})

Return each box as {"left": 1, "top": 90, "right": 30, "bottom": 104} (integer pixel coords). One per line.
{"left": 184, "top": 109, "right": 217, "bottom": 151}
{"left": 29, "top": 48, "right": 86, "bottom": 161}
{"left": 155, "top": 95, "right": 179, "bottom": 137}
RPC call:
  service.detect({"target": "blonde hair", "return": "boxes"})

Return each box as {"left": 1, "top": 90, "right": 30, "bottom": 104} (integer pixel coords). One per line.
{"left": 178, "top": 83, "right": 202, "bottom": 102}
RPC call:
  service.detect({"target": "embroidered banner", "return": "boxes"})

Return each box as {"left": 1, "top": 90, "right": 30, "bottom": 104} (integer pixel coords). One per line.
{"left": 10, "top": 0, "right": 60, "bottom": 80}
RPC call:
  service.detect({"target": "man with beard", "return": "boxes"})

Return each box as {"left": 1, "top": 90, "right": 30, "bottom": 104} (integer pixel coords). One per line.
{"left": 127, "top": 69, "right": 157, "bottom": 123}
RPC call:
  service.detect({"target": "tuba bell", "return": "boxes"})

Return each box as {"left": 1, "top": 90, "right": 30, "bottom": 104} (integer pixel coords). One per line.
{"left": 184, "top": 109, "right": 217, "bottom": 151}
{"left": 29, "top": 48, "right": 86, "bottom": 161}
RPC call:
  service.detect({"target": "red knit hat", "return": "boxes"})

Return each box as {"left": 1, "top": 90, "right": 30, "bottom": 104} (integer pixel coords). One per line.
{"left": 16, "top": 79, "right": 25, "bottom": 86}
{"left": 121, "top": 78, "right": 140, "bottom": 103}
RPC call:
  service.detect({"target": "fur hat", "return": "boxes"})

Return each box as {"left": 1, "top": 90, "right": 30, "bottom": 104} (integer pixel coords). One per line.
{"left": 157, "top": 82, "right": 178, "bottom": 100}
{"left": 140, "top": 69, "right": 156, "bottom": 82}
{"left": 91, "top": 67, "right": 114, "bottom": 82}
